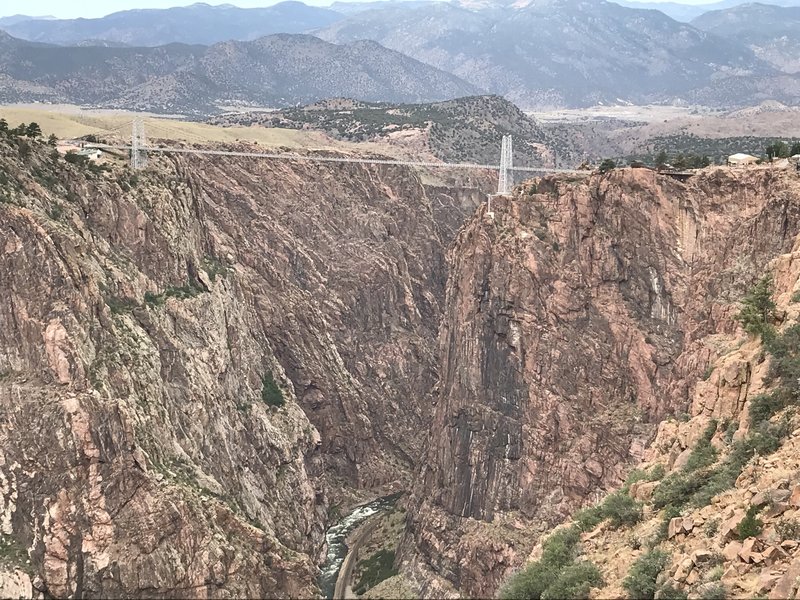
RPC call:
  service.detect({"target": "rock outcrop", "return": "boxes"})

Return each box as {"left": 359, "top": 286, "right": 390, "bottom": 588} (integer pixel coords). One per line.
{"left": 0, "top": 136, "right": 478, "bottom": 597}
{"left": 402, "top": 165, "right": 800, "bottom": 597}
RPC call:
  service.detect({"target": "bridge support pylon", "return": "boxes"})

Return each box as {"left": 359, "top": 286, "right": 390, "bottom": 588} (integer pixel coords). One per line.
{"left": 497, "top": 135, "right": 513, "bottom": 195}
{"left": 131, "top": 118, "right": 147, "bottom": 170}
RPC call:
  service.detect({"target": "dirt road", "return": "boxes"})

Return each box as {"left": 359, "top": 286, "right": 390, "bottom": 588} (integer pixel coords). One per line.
{"left": 333, "top": 516, "right": 381, "bottom": 599}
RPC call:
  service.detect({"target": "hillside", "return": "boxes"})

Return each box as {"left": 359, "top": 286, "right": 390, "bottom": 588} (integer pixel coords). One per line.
{"left": 211, "top": 95, "right": 550, "bottom": 168}
{"left": 0, "top": 32, "right": 480, "bottom": 114}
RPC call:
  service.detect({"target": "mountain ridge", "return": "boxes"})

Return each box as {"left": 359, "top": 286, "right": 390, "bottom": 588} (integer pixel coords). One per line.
{"left": 0, "top": 31, "right": 481, "bottom": 113}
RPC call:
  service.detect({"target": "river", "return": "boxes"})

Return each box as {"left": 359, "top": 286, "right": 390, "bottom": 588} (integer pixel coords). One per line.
{"left": 318, "top": 493, "right": 401, "bottom": 599}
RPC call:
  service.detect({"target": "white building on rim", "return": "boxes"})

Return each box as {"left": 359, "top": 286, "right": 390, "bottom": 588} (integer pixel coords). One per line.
{"left": 727, "top": 153, "right": 759, "bottom": 166}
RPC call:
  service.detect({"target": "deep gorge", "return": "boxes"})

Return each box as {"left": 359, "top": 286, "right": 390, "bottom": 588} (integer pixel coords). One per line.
{"left": 2, "top": 134, "right": 800, "bottom": 598}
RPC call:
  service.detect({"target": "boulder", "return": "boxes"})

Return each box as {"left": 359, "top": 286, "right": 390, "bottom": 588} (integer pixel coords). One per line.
{"left": 769, "top": 558, "right": 800, "bottom": 599}
{"left": 781, "top": 540, "right": 799, "bottom": 551}
{"left": 682, "top": 516, "right": 695, "bottom": 534}
{"left": 790, "top": 485, "right": 800, "bottom": 508}
{"left": 723, "top": 541, "right": 743, "bottom": 562}
{"left": 690, "top": 549, "right": 715, "bottom": 566}
{"left": 721, "top": 511, "right": 745, "bottom": 540}
{"left": 758, "top": 571, "right": 780, "bottom": 594}
{"left": 752, "top": 489, "right": 792, "bottom": 507}
{"left": 668, "top": 517, "right": 685, "bottom": 540}
{"left": 630, "top": 480, "right": 659, "bottom": 502}
{"left": 673, "top": 557, "right": 695, "bottom": 583}
{"left": 764, "top": 503, "right": 789, "bottom": 519}
{"left": 762, "top": 546, "right": 787, "bottom": 566}
{"left": 738, "top": 538, "right": 763, "bottom": 563}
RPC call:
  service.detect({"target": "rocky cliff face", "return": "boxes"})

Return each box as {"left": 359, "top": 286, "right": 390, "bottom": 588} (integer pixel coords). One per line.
{"left": 0, "top": 136, "right": 479, "bottom": 597}
{"left": 401, "top": 166, "right": 800, "bottom": 597}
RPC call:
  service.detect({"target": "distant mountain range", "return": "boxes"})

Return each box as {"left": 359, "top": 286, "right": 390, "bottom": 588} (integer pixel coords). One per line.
{"left": 315, "top": 0, "right": 799, "bottom": 108}
{"left": 1, "top": 0, "right": 800, "bottom": 110}
{"left": 692, "top": 3, "right": 800, "bottom": 73}
{"left": 0, "top": 3, "right": 342, "bottom": 46}
{"left": 0, "top": 31, "right": 479, "bottom": 113}
{"left": 618, "top": 0, "right": 800, "bottom": 22}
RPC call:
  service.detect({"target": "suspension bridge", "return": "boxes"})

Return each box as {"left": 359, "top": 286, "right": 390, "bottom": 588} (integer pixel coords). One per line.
{"left": 81, "top": 118, "right": 581, "bottom": 195}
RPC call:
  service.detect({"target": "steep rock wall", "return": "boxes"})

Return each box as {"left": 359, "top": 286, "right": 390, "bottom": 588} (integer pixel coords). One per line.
{"left": 0, "top": 138, "right": 478, "bottom": 597}
{"left": 403, "top": 166, "right": 800, "bottom": 597}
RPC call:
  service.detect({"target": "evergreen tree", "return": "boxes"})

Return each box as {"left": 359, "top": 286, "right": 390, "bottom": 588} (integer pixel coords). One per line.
{"left": 598, "top": 158, "right": 616, "bottom": 173}
{"left": 0, "top": 118, "right": 7, "bottom": 134}
{"left": 655, "top": 150, "right": 669, "bottom": 168}
{"left": 736, "top": 275, "right": 777, "bottom": 338}
{"left": 25, "top": 122, "right": 42, "bottom": 138}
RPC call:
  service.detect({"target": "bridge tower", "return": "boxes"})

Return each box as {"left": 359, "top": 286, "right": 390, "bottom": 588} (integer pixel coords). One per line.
{"left": 498, "top": 135, "right": 513, "bottom": 195}
{"left": 131, "top": 118, "right": 147, "bottom": 170}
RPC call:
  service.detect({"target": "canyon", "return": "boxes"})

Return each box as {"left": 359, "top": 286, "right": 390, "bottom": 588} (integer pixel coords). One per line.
{"left": 2, "top": 129, "right": 800, "bottom": 599}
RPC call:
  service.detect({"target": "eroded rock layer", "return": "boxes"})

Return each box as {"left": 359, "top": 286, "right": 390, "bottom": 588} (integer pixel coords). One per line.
{"left": 0, "top": 138, "right": 479, "bottom": 597}
{"left": 402, "top": 166, "right": 800, "bottom": 597}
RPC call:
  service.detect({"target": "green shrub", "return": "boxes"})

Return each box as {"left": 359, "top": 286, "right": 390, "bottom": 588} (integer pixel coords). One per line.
{"left": 353, "top": 549, "right": 398, "bottom": 595}
{"left": 500, "top": 527, "right": 602, "bottom": 600}
{"left": 574, "top": 491, "right": 642, "bottom": 531}
{"left": 704, "top": 518, "right": 720, "bottom": 537}
{"left": 64, "top": 151, "right": 89, "bottom": 166}
{"left": 698, "top": 582, "right": 727, "bottom": 600}
{"left": 737, "top": 505, "right": 763, "bottom": 540}
{"left": 144, "top": 291, "right": 165, "bottom": 306}
{"left": 748, "top": 392, "right": 789, "bottom": 427}
{"left": 501, "top": 560, "right": 561, "bottom": 600}
{"left": 0, "top": 534, "right": 29, "bottom": 569}
{"left": 776, "top": 518, "right": 800, "bottom": 541}
{"left": 735, "top": 275, "right": 776, "bottom": 339}
{"left": 540, "top": 562, "right": 602, "bottom": 600}
{"left": 105, "top": 296, "right": 138, "bottom": 314}
{"left": 602, "top": 491, "right": 643, "bottom": 528}
{"left": 599, "top": 158, "right": 617, "bottom": 173}
{"left": 574, "top": 505, "right": 605, "bottom": 532}
{"left": 540, "top": 527, "right": 580, "bottom": 565}
{"left": 47, "top": 204, "right": 64, "bottom": 221}
{"left": 653, "top": 471, "right": 704, "bottom": 509}
{"left": 201, "top": 256, "right": 231, "bottom": 282}
{"left": 261, "top": 372, "right": 285, "bottom": 407}
{"left": 706, "top": 565, "right": 724, "bottom": 582}
{"left": 625, "top": 465, "right": 665, "bottom": 488}
{"left": 164, "top": 283, "right": 203, "bottom": 300}
{"left": 623, "top": 550, "right": 669, "bottom": 600}
{"left": 685, "top": 421, "right": 718, "bottom": 472}
{"left": 657, "top": 584, "right": 688, "bottom": 600}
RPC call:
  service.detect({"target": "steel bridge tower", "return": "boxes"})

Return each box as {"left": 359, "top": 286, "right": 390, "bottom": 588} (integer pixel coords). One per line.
{"left": 131, "top": 119, "right": 147, "bottom": 170}
{"left": 498, "top": 135, "right": 513, "bottom": 195}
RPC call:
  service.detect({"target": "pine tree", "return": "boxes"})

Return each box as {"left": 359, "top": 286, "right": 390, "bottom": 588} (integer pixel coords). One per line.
{"left": 736, "top": 275, "right": 776, "bottom": 338}
{"left": 25, "top": 122, "right": 42, "bottom": 138}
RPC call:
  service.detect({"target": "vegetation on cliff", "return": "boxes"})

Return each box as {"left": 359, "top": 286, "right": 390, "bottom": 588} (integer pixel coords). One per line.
{"left": 500, "top": 527, "right": 603, "bottom": 600}
{"left": 499, "top": 270, "right": 800, "bottom": 600}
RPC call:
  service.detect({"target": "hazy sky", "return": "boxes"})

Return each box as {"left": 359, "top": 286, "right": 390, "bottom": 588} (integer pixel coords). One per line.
{"left": 1, "top": 0, "right": 716, "bottom": 19}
